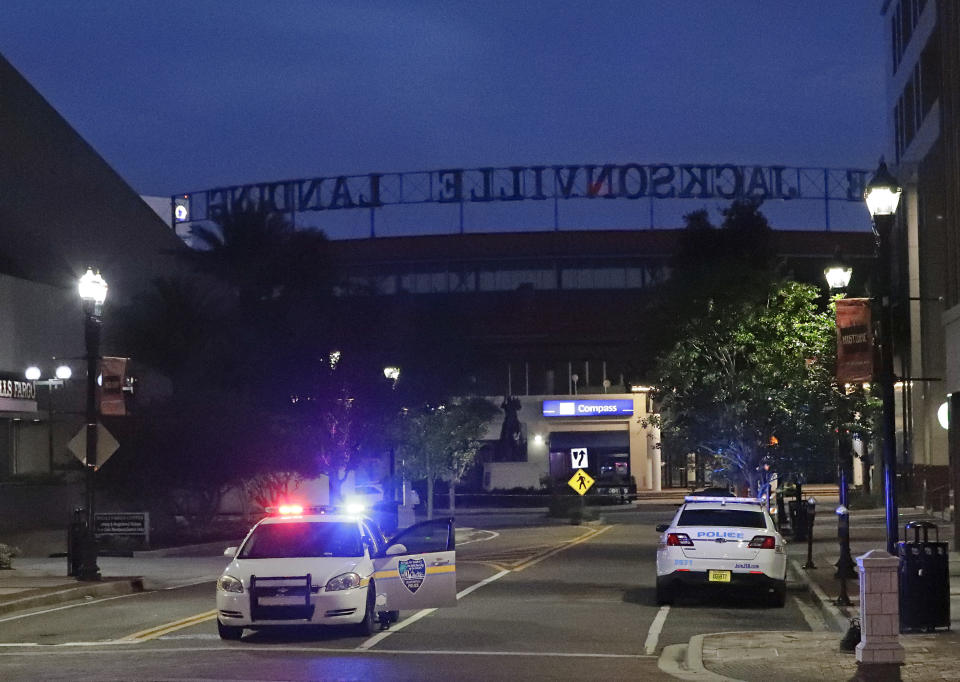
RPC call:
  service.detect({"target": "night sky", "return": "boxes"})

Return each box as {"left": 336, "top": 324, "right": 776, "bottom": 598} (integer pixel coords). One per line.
{"left": 1, "top": 1, "right": 888, "bottom": 234}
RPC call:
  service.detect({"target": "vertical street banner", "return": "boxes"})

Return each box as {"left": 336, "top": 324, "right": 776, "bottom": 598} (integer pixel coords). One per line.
{"left": 99, "top": 356, "right": 128, "bottom": 416}
{"left": 835, "top": 298, "right": 874, "bottom": 383}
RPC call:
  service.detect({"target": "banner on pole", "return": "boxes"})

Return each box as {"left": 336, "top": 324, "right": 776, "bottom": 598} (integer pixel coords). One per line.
{"left": 835, "top": 298, "right": 874, "bottom": 383}
{"left": 99, "top": 356, "right": 128, "bottom": 416}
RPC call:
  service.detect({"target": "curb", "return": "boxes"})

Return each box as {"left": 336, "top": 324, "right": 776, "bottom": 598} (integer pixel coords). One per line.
{"left": 0, "top": 577, "right": 144, "bottom": 617}
{"left": 134, "top": 540, "right": 241, "bottom": 558}
{"left": 787, "top": 557, "right": 851, "bottom": 632}
{"left": 685, "top": 633, "right": 742, "bottom": 681}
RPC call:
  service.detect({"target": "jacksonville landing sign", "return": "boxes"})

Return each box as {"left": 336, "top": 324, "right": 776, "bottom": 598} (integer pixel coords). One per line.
{"left": 175, "top": 163, "right": 870, "bottom": 222}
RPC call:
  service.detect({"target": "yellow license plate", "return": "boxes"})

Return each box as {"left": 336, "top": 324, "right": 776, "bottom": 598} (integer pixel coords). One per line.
{"left": 708, "top": 570, "right": 731, "bottom": 583}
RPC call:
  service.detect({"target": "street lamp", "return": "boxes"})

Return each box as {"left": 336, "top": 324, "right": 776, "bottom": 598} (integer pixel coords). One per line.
{"left": 864, "top": 160, "right": 902, "bottom": 556}
{"left": 77, "top": 267, "right": 107, "bottom": 581}
{"left": 824, "top": 262, "right": 857, "bottom": 604}
{"left": 24, "top": 364, "right": 72, "bottom": 473}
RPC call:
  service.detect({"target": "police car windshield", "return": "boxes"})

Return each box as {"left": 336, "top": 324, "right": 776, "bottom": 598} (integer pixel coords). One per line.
{"left": 239, "top": 521, "right": 363, "bottom": 559}
{"left": 677, "top": 509, "right": 766, "bottom": 528}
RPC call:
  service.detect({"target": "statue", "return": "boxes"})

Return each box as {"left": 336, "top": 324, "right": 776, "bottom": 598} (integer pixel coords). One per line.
{"left": 498, "top": 396, "right": 526, "bottom": 461}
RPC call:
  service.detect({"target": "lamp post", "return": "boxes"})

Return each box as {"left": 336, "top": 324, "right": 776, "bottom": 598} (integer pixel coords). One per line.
{"left": 25, "top": 364, "right": 72, "bottom": 473}
{"left": 825, "top": 262, "right": 857, "bottom": 604}
{"left": 383, "top": 366, "right": 401, "bottom": 504}
{"left": 863, "top": 160, "right": 902, "bottom": 556}
{"left": 77, "top": 267, "right": 107, "bottom": 581}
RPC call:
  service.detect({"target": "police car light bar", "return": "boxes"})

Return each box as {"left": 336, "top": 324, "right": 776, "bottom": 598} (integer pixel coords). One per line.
{"left": 265, "top": 504, "right": 365, "bottom": 516}
{"left": 683, "top": 496, "right": 763, "bottom": 505}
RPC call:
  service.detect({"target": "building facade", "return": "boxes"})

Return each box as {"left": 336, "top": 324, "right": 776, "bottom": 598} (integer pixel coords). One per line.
{"left": 0, "top": 53, "right": 187, "bottom": 529}
{"left": 880, "top": 1, "right": 959, "bottom": 517}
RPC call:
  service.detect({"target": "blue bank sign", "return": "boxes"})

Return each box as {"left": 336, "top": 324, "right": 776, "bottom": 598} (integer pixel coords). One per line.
{"left": 542, "top": 399, "right": 634, "bottom": 418}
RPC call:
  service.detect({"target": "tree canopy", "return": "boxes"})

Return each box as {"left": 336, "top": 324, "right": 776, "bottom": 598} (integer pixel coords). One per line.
{"left": 654, "top": 280, "right": 843, "bottom": 493}
{"left": 393, "top": 397, "right": 499, "bottom": 518}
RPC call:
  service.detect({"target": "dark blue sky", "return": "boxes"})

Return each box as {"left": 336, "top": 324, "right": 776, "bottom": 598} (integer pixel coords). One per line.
{"left": 1, "top": 1, "right": 888, "bottom": 233}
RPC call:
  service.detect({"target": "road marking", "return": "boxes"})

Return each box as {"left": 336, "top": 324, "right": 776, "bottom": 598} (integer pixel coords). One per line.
{"left": 356, "top": 569, "right": 511, "bottom": 651}
{"left": 513, "top": 525, "right": 614, "bottom": 572}
{"left": 644, "top": 605, "right": 670, "bottom": 654}
{"left": 0, "top": 643, "right": 657, "bottom": 658}
{"left": 457, "top": 529, "right": 500, "bottom": 546}
{"left": 792, "top": 595, "right": 828, "bottom": 631}
{"left": 117, "top": 609, "right": 218, "bottom": 642}
{"left": 0, "top": 592, "right": 143, "bottom": 624}
{"left": 358, "top": 526, "right": 614, "bottom": 651}
{"left": 789, "top": 559, "right": 848, "bottom": 631}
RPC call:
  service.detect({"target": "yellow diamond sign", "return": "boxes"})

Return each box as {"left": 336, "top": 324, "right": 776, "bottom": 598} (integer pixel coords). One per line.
{"left": 568, "top": 470, "right": 595, "bottom": 495}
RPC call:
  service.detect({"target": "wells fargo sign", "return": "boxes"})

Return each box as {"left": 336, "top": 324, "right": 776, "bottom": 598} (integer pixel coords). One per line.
{"left": 0, "top": 378, "right": 36, "bottom": 401}
{"left": 174, "top": 162, "right": 869, "bottom": 227}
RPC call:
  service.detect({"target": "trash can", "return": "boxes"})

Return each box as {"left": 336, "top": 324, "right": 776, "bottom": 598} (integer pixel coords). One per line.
{"left": 789, "top": 499, "right": 808, "bottom": 541}
{"left": 898, "top": 520, "right": 950, "bottom": 632}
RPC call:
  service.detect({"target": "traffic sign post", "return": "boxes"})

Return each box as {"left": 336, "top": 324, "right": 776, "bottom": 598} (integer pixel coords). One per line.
{"left": 568, "top": 470, "right": 595, "bottom": 495}
{"left": 67, "top": 423, "right": 119, "bottom": 469}
{"left": 570, "top": 447, "right": 588, "bottom": 469}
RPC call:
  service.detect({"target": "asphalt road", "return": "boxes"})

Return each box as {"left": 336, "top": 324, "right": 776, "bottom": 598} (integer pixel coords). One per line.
{"left": 0, "top": 505, "right": 824, "bottom": 680}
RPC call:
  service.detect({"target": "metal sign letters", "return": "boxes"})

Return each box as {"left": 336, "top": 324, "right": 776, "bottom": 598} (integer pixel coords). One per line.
{"left": 173, "top": 162, "right": 870, "bottom": 234}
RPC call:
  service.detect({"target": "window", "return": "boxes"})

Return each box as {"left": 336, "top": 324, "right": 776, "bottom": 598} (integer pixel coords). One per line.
{"left": 388, "top": 519, "right": 452, "bottom": 554}
{"left": 361, "top": 521, "right": 386, "bottom": 555}
{"left": 239, "top": 521, "right": 363, "bottom": 558}
{"left": 677, "top": 509, "right": 767, "bottom": 528}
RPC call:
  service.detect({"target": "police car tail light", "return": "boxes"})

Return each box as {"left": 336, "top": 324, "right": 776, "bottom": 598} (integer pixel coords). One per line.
{"left": 666, "top": 533, "right": 694, "bottom": 547}
{"left": 748, "top": 535, "right": 776, "bottom": 549}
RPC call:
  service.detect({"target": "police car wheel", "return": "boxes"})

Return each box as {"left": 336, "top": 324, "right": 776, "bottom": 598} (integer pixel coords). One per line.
{"left": 354, "top": 583, "right": 376, "bottom": 636}
{"left": 768, "top": 581, "right": 786, "bottom": 608}
{"left": 655, "top": 579, "right": 674, "bottom": 606}
{"left": 217, "top": 619, "right": 243, "bottom": 641}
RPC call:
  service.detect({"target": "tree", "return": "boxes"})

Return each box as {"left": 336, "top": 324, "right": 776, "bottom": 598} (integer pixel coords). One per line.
{"left": 654, "top": 281, "right": 849, "bottom": 494}
{"left": 394, "top": 397, "right": 498, "bottom": 518}
{"left": 641, "top": 199, "right": 781, "bottom": 373}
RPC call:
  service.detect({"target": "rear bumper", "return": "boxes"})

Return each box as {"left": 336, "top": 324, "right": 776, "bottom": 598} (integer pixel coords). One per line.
{"left": 658, "top": 570, "right": 783, "bottom": 591}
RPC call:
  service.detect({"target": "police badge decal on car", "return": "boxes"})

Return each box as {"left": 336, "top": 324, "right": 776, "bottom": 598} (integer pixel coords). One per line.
{"left": 398, "top": 558, "right": 426, "bottom": 593}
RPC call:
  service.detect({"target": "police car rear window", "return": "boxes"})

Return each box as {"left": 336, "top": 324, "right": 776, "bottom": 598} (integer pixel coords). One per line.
{"left": 239, "top": 521, "right": 363, "bottom": 559}
{"left": 677, "top": 509, "right": 766, "bottom": 528}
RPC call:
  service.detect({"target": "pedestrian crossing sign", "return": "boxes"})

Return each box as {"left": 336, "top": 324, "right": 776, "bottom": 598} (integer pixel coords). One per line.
{"left": 568, "top": 470, "right": 595, "bottom": 495}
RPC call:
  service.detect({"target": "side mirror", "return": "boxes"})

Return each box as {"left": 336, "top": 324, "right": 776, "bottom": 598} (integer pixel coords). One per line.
{"left": 655, "top": 524, "right": 669, "bottom": 533}
{"left": 223, "top": 546, "right": 238, "bottom": 558}
{"left": 363, "top": 537, "right": 376, "bottom": 554}
{"left": 385, "top": 543, "right": 408, "bottom": 556}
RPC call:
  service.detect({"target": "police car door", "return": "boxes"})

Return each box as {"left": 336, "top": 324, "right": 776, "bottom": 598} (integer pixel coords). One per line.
{"left": 373, "top": 518, "right": 456, "bottom": 611}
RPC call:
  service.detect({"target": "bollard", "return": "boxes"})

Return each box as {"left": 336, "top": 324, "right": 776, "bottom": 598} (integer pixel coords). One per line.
{"left": 855, "top": 549, "right": 904, "bottom": 672}
{"left": 835, "top": 504, "right": 856, "bottom": 606}
{"left": 802, "top": 497, "right": 817, "bottom": 569}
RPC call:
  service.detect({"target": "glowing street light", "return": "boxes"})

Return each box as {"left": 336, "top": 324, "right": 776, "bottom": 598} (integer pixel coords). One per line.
{"left": 864, "top": 160, "right": 902, "bottom": 556}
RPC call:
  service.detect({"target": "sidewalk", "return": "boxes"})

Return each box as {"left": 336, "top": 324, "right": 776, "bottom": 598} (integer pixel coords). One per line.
{"left": 693, "top": 505, "right": 960, "bottom": 681}
{"left": 0, "top": 528, "right": 234, "bottom": 616}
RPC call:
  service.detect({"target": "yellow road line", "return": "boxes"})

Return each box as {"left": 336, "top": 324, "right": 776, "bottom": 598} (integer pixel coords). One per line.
{"left": 512, "top": 524, "right": 614, "bottom": 572}
{"left": 118, "top": 608, "right": 218, "bottom": 642}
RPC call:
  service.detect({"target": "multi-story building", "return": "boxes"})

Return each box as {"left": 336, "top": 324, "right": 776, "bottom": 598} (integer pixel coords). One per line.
{"left": 880, "top": 1, "right": 959, "bottom": 521}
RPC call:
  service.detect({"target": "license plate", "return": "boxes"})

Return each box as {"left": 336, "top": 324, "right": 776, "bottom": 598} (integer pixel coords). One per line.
{"left": 708, "top": 570, "right": 731, "bottom": 583}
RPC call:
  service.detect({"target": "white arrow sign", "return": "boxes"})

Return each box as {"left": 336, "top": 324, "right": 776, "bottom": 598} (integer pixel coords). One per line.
{"left": 68, "top": 423, "right": 119, "bottom": 468}
{"left": 571, "top": 447, "right": 589, "bottom": 469}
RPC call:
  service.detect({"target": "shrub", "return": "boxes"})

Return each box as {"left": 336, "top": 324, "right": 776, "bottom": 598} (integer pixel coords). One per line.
{"left": 0, "top": 544, "right": 21, "bottom": 569}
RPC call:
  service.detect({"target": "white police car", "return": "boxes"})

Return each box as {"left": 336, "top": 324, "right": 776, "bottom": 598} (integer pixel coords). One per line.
{"left": 216, "top": 504, "right": 456, "bottom": 640}
{"left": 655, "top": 496, "right": 787, "bottom": 607}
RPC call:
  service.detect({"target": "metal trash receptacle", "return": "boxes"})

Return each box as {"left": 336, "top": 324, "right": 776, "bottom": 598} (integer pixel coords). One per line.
{"left": 898, "top": 520, "right": 950, "bottom": 632}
